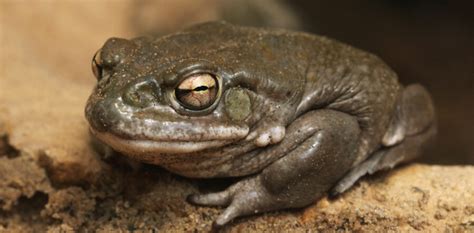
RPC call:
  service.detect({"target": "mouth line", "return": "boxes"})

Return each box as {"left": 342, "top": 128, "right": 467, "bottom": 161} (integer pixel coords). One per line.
{"left": 90, "top": 128, "right": 234, "bottom": 154}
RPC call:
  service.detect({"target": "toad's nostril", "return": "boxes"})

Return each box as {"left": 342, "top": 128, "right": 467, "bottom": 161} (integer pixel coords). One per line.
{"left": 123, "top": 78, "right": 160, "bottom": 108}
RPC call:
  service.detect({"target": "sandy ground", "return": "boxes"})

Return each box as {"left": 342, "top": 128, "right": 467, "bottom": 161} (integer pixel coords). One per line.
{"left": 1, "top": 1, "right": 473, "bottom": 232}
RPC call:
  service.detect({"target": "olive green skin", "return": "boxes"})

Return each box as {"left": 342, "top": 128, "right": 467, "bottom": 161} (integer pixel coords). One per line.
{"left": 85, "top": 21, "right": 435, "bottom": 227}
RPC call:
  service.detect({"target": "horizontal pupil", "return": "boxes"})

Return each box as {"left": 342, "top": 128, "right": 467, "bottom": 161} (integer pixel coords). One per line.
{"left": 176, "top": 86, "right": 211, "bottom": 96}
{"left": 193, "top": 86, "right": 209, "bottom": 91}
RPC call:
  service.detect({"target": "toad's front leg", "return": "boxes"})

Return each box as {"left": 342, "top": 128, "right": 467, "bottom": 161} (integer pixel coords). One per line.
{"left": 188, "top": 110, "right": 361, "bottom": 227}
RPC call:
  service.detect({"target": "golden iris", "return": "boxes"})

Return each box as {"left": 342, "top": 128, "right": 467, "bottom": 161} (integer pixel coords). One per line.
{"left": 175, "top": 73, "right": 218, "bottom": 110}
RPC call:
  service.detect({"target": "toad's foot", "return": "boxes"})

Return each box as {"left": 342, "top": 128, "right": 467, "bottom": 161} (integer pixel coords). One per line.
{"left": 187, "top": 176, "right": 278, "bottom": 228}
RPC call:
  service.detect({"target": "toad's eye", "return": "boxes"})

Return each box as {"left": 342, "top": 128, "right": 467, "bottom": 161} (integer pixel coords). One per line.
{"left": 175, "top": 73, "right": 218, "bottom": 110}
{"left": 91, "top": 49, "right": 103, "bottom": 80}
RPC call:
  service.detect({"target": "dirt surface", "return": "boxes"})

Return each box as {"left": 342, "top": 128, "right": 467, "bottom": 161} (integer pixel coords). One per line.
{"left": 1, "top": 1, "right": 473, "bottom": 232}
{"left": 1, "top": 148, "right": 473, "bottom": 232}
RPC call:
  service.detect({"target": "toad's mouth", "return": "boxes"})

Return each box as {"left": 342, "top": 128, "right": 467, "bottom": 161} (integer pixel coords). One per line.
{"left": 90, "top": 128, "right": 240, "bottom": 155}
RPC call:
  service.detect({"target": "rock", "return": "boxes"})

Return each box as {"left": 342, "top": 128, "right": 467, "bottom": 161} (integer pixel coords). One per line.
{"left": 42, "top": 187, "right": 96, "bottom": 227}
{"left": 1, "top": 146, "right": 473, "bottom": 232}
{"left": 0, "top": 156, "right": 51, "bottom": 211}
{"left": 298, "top": 165, "right": 474, "bottom": 232}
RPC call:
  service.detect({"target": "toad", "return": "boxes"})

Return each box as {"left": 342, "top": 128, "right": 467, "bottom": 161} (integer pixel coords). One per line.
{"left": 85, "top": 21, "right": 435, "bottom": 227}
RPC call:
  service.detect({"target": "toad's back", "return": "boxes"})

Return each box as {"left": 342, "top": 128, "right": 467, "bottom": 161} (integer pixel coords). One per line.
{"left": 293, "top": 34, "right": 403, "bottom": 164}
{"left": 156, "top": 23, "right": 404, "bottom": 170}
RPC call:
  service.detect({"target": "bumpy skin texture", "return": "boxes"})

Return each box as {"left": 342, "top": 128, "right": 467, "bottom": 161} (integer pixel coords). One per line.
{"left": 85, "top": 21, "right": 436, "bottom": 227}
